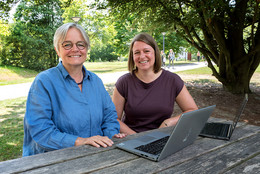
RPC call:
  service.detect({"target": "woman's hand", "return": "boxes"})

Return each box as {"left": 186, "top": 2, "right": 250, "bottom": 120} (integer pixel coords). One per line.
{"left": 113, "top": 133, "right": 127, "bottom": 138}
{"left": 160, "top": 116, "right": 180, "bottom": 128}
{"left": 75, "top": 135, "right": 114, "bottom": 148}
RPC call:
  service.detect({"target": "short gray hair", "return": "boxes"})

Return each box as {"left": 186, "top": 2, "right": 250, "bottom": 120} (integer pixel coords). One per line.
{"left": 53, "top": 23, "right": 90, "bottom": 54}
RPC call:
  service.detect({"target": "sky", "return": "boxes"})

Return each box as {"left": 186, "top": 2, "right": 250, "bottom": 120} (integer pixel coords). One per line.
{"left": 8, "top": 1, "right": 20, "bottom": 23}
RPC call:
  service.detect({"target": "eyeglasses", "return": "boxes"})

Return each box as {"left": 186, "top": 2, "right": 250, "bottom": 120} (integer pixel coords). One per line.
{"left": 61, "top": 41, "right": 87, "bottom": 50}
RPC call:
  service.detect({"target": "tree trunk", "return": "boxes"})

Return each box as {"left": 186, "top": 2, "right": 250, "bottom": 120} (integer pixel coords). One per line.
{"left": 212, "top": 59, "right": 252, "bottom": 94}
{"left": 222, "top": 78, "right": 250, "bottom": 94}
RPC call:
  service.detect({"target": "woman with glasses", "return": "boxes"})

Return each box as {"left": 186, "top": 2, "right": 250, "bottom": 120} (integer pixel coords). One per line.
{"left": 23, "top": 23, "right": 126, "bottom": 157}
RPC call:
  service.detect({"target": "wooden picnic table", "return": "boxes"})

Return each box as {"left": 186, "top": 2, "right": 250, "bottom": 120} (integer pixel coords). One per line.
{"left": 0, "top": 118, "right": 260, "bottom": 174}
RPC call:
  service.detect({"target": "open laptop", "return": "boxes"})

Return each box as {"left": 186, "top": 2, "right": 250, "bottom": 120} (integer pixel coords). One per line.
{"left": 199, "top": 94, "right": 248, "bottom": 140}
{"left": 116, "top": 105, "right": 216, "bottom": 162}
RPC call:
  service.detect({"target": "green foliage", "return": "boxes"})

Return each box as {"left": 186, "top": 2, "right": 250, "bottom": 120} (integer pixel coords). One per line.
{"left": 89, "top": 44, "right": 118, "bottom": 62}
{"left": 0, "top": 0, "right": 20, "bottom": 21}
{"left": 0, "top": 0, "right": 63, "bottom": 70}
{"left": 94, "top": 1, "right": 195, "bottom": 57}
{"left": 0, "top": 22, "right": 10, "bottom": 37}
{"left": 106, "top": 0, "right": 260, "bottom": 93}
{"left": 112, "top": 14, "right": 140, "bottom": 56}
{"left": 62, "top": 0, "right": 119, "bottom": 62}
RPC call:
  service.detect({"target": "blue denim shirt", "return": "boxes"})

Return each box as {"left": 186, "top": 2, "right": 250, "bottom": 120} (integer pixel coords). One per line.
{"left": 23, "top": 62, "right": 119, "bottom": 156}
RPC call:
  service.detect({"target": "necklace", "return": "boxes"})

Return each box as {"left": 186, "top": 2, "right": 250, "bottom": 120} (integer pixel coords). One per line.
{"left": 77, "top": 78, "right": 83, "bottom": 85}
{"left": 76, "top": 71, "right": 85, "bottom": 85}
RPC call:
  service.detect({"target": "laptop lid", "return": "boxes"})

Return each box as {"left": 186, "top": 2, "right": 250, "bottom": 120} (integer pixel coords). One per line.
{"left": 230, "top": 93, "right": 248, "bottom": 134}
{"left": 199, "top": 94, "right": 248, "bottom": 140}
{"left": 116, "top": 105, "right": 216, "bottom": 161}
{"left": 158, "top": 105, "right": 216, "bottom": 161}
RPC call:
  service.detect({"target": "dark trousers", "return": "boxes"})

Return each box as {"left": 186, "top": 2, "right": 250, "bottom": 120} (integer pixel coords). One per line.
{"left": 169, "top": 59, "right": 174, "bottom": 67}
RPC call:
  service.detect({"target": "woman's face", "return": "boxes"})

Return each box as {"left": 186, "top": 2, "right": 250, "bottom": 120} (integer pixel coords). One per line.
{"left": 56, "top": 27, "right": 87, "bottom": 69}
{"left": 132, "top": 41, "right": 155, "bottom": 72}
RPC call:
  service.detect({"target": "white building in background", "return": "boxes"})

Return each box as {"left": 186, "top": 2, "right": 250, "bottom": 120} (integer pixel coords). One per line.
{"left": 176, "top": 47, "right": 187, "bottom": 61}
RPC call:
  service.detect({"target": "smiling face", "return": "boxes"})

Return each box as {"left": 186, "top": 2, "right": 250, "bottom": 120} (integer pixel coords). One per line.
{"left": 56, "top": 27, "right": 87, "bottom": 69}
{"left": 132, "top": 41, "right": 155, "bottom": 72}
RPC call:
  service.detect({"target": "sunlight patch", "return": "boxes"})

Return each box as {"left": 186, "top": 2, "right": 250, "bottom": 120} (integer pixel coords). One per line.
{"left": 7, "top": 142, "right": 17, "bottom": 146}
{"left": 0, "top": 118, "right": 7, "bottom": 122}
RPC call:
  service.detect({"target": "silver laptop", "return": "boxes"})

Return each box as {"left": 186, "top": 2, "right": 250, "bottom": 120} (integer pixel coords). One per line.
{"left": 116, "top": 105, "right": 216, "bottom": 161}
{"left": 199, "top": 94, "right": 248, "bottom": 140}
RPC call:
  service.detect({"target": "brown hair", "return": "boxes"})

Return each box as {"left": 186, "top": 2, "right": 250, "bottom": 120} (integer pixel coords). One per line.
{"left": 128, "top": 33, "right": 162, "bottom": 73}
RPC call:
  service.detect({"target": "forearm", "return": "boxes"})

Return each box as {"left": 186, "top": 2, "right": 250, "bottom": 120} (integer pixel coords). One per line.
{"left": 25, "top": 122, "right": 78, "bottom": 152}
{"left": 159, "top": 108, "right": 198, "bottom": 128}
{"left": 117, "top": 119, "right": 136, "bottom": 135}
{"left": 159, "top": 115, "right": 181, "bottom": 128}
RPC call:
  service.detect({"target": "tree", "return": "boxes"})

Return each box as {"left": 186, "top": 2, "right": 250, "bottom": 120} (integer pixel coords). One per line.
{"left": 105, "top": 0, "right": 260, "bottom": 94}
{"left": 0, "top": 0, "right": 20, "bottom": 21}
{"left": 62, "top": 0, "right": 119, "bottom": 62}
{"left": 1, "top": 0, "right": 64, "bottom": 70}
{"left": 89, "top": 44, "right": 118, "bottom": 62}
{"left": 109, "top": 11, "right": 192, "bottom": 58}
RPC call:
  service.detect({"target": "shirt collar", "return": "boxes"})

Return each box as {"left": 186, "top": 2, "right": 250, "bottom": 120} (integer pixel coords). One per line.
{"left": 57, "top": 62, "right": 91, "bottom": 81}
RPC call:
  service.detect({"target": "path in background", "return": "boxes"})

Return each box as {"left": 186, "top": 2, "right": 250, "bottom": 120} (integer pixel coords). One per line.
{"left": 0, "top": 62, "right": 206, "bottom": 101}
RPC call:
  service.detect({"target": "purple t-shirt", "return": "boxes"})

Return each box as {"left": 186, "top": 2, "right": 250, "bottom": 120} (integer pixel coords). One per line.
{"left": 115, "top": 69, "right": 184, "bottom": 132}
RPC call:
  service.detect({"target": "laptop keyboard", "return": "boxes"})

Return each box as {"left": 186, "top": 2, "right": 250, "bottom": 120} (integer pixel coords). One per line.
{"left": 135, "top": 136, "right": 170, "bottom": 155}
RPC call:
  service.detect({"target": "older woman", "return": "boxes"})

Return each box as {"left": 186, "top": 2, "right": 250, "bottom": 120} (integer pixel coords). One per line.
{"left": 112, "top": 33, "right": 198, "bottom": 135}
{"left": 23, "top": 23, "right": 125, "bottom": 157}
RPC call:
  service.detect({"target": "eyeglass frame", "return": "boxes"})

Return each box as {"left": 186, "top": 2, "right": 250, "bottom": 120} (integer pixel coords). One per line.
{"left": 61, "top": 41, "right": 87, "bottom": 50}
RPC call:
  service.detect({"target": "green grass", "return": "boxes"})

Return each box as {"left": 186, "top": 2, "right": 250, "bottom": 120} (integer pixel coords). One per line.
{"left": 177, "top": 66, "right": 216, "bottom": 75}
{"left": 0, "top": 65, "right": 39, "bottom": 86}
{"left": 0, "top": 62, "right": 129, "bottom": 86}
{"left": 0, "top": 97, "right": 26, "bottom": 161}
{"left": 177, "top": 64, "right": 260, "bottom": 75}
{"left": 84, "top": 61, "right": 128, "bottom": 73}
{"left": 0, "top": 60, "right": 197, "bottom": 86}
{"left": 256, "top": 65, "right": 260, "bottom": 73}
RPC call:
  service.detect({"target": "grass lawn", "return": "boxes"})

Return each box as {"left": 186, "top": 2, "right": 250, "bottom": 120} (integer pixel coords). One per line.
{"left": 0, "top": 61, "right": 259, "bottom": 162}
{"left": 84, "top": 61, "right": 128, "bottom": 73}
{"left": 0, "top": 65, "right": 38, "bottom": 86}
{"left": 0, "top": 60, "right": 192, "bottom": 86}
{"left": 0, "top": 97, "right": 26, "bottom": 161}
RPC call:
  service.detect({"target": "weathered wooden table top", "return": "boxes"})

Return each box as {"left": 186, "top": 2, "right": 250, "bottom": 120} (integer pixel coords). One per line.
{"left": 1, "top": 118, "right": 260, "bottom": 174}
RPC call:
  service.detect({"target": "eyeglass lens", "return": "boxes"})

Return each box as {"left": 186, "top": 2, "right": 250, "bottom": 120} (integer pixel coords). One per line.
{"left": 62, "top": 41, "right": 87, "bottom": 50}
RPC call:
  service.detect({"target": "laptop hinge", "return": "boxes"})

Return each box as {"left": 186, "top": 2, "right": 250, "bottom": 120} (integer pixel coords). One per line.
{"left": 227, "top": 125, "right": 232, "bottom": 138}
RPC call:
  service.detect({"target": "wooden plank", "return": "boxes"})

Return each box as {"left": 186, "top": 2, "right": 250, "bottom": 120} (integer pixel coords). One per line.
{"left": 0, "top": 145, "right": 116, "bottom": 174}
{"left": 88, "top": 125, "right": 260, "bottom": 174}
{"left": 157, "top": 132, "right": 260, "bottom": 173}
{"left": 18, "top": 149, "right": 138, "bottom": 174}
{"left": 224, "top": 153, "right": 260, "bottom": 174}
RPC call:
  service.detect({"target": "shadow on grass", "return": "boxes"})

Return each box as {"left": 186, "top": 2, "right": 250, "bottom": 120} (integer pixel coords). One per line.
{"left": 0, "top": 98, "right": 26, "bottom": 161}
{"left": 0, "top": 65, "right": 39, "bottom": 79}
